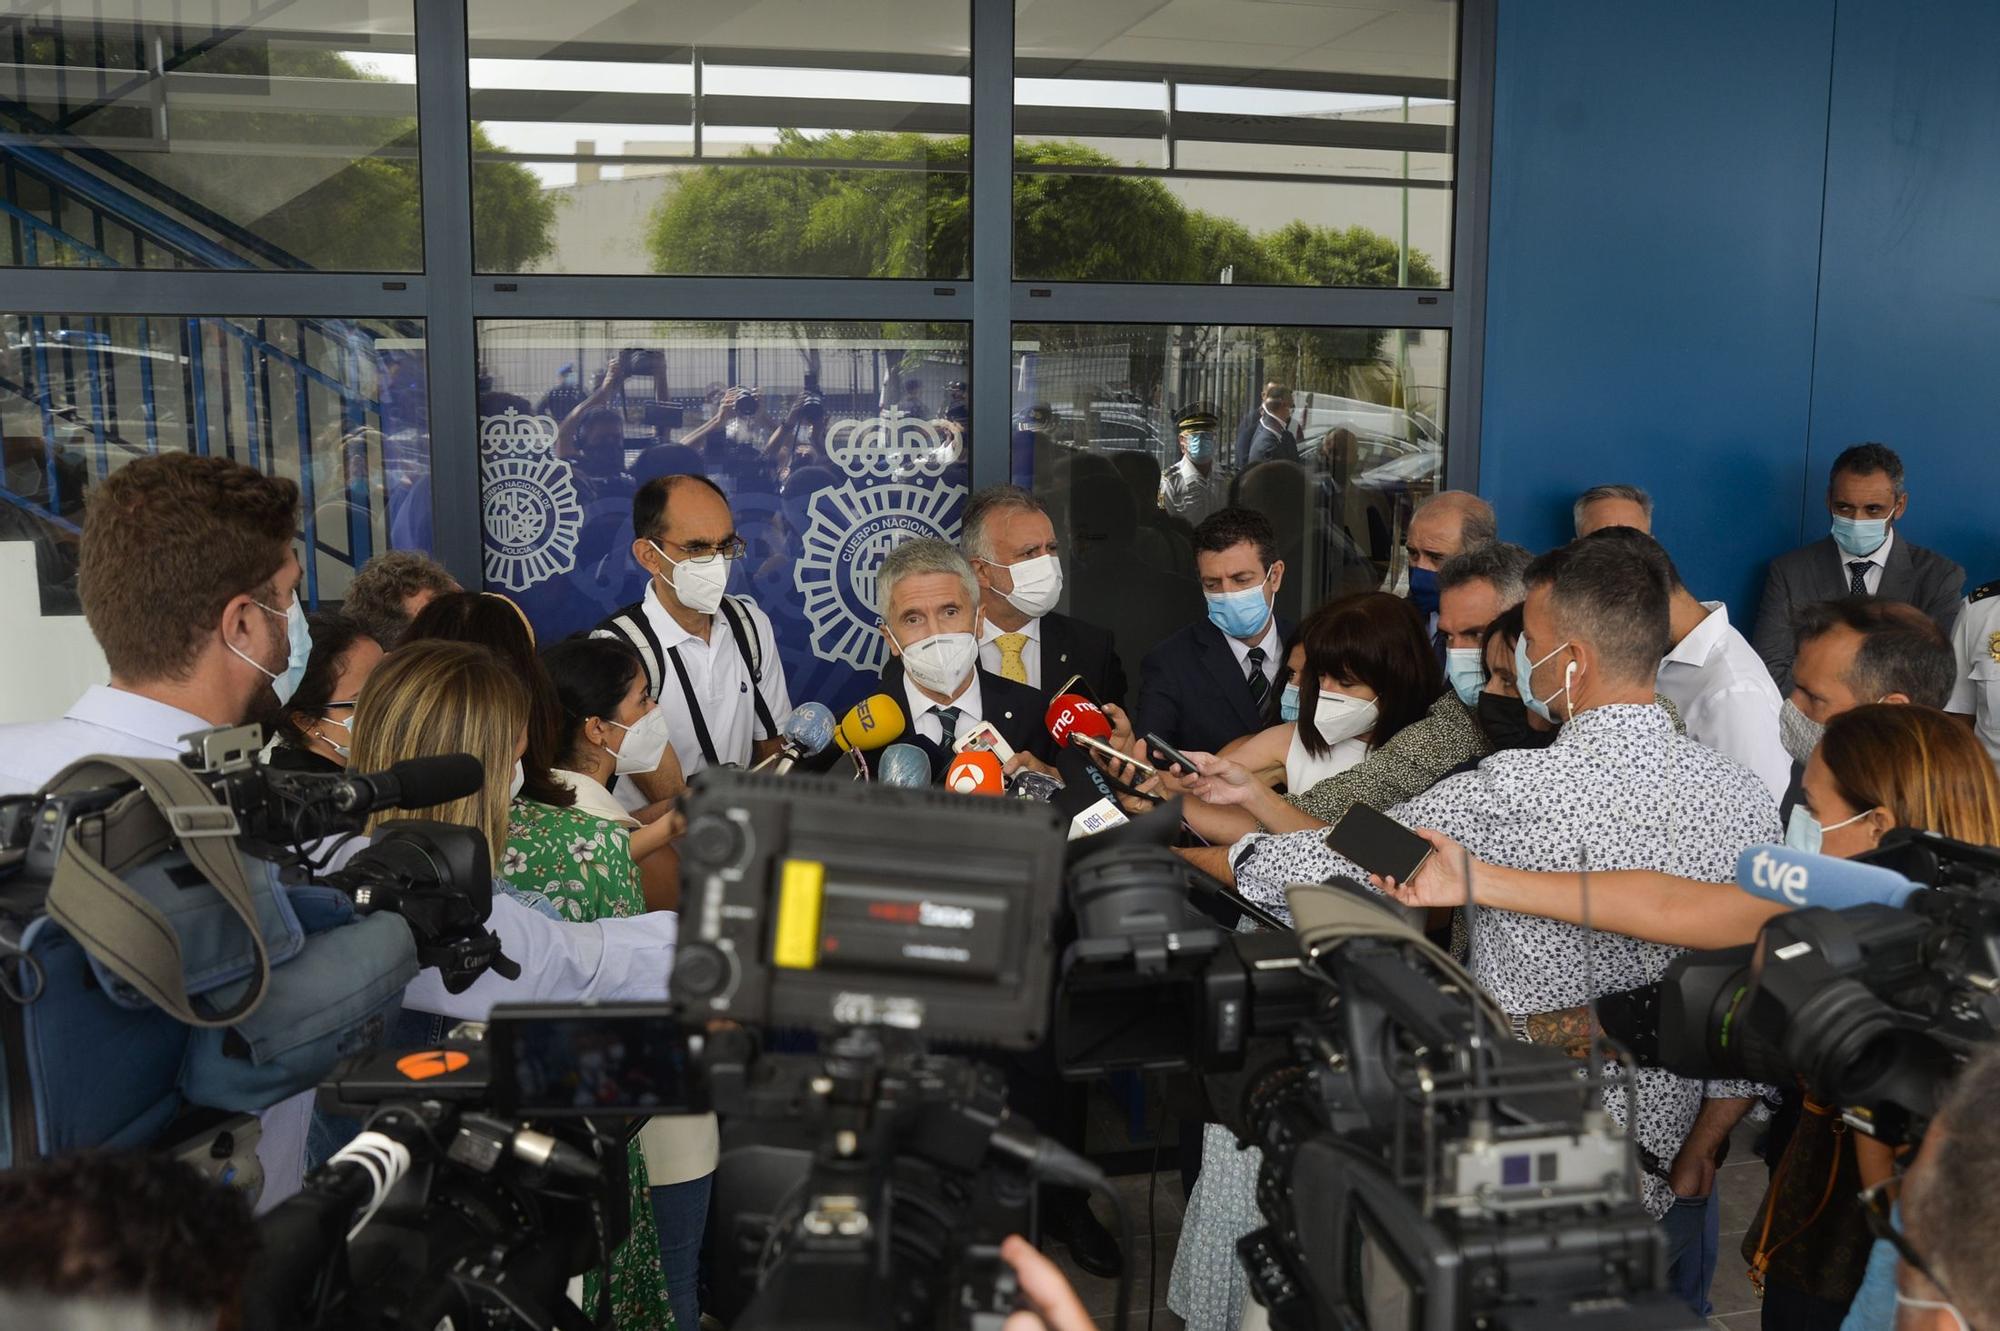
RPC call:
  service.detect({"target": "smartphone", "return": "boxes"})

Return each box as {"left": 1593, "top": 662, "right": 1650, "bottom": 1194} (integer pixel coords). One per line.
{"left": 958, "top": 719, "right": 1016, "bottom": 764}
{"left": 1073, "top": 730, "right": 1155, "bottom": 777}
{"left": 487, "top": 1004, "right": 700, "bottom": 1118}
{"left": 1142, "top": 732, "right": 1199, "bottom": 776}
{"left": 1324, "top": 803, "right": 1434, "bottom": 887}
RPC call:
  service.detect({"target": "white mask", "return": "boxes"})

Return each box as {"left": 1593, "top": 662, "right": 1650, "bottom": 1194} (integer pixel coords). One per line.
{"left": 605, "top": 706, "right": 672, "bottom": 776}
{"left": 893, "top": 628, "right": 980, "bottom": 697}
{"left": 993, "top": 553, "right": 1063, "bottom": 619}
{"left": 650, "top": 540, "right": 730, "bottom": 615}
{"left": 508, "top": 760, "right": 525, "bottom": 800}
{"left": 1312, "top": 690, "right": 1380, "bottom": 746}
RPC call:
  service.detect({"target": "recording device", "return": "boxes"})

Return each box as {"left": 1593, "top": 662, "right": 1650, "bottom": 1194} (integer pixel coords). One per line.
{"left": 324, "top": 754, "right": 485, "bottom": 816}
{"left": 241, "top": 1032, "right": 627, "bottom": 1331}
{"left": 735, "top": 388, "right": 762, "bottom": 417}
{"left": 958, "top": 719, "right": 1016, "bottom": 765}
{"left": 1325, "top": 801, "right": 1436, "bottom": 887}
{"left": 487, "top": 1004, "right": 697, "bottom": 1118}
{"left": 753, "top": 700, "right": 837, "bottom": 776}
{"left": 876, "top": 742, "right": 935, "bottom": 788}
{"left": 1045, "top": 693, "right": 1153, "bottom": 775}
{"left": 1647, "top": 830, "right": 2000, "bottom": 1147}
{"left": 617, "top": 346, "right": 662, "bottom": 378}
{"left": 833, "top": 693, "right": 907, "bottom": 778}
{"left": 1142, "top": 732, "right": 1198, "bottom": 776}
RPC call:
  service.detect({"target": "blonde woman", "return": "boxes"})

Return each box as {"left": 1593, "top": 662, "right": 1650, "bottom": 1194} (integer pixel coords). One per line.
{"left": 350, "top": 639, "right": 676, "bottom": 1329}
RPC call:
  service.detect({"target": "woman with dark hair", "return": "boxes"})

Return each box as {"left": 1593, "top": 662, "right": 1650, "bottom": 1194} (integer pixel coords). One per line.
{"left": 1151, "top": 592, "right": 1444, "bottom": 841}
{"left": 261, "top": 611, "right": 383, "bottom": 774}
{"left": 400, "top": 590, "right": 578, "bottom": 809}
{"left": 1470, "top": 603, "right": 1559, "bottom": 755}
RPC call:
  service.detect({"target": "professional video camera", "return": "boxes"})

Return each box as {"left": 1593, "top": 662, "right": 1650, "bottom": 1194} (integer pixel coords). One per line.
{"left": 242, "top": 1015, "right": 636, "bottom": 1331}
{"left": 1649, "top": 829, "right": 2000, "bottom": 1148}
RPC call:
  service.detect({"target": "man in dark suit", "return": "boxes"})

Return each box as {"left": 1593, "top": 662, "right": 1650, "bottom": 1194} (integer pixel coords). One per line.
{"left": 1233, "top": 380, "right": 1301, "bottom": 470}
{"left": 961, "top": 485, "right": 1127, "bottom": 710}
{"left": 1139, "top": 506, "right": 1293, "bottom": 755}
{"left": 876, "top": 536, "right": 1060, "bottom": 770}
{"left": 1751, "top": 442, "right": 1965, "bottom": 692}
{"left": 1244, "top": 384, "right": 1302, "bottom": 467}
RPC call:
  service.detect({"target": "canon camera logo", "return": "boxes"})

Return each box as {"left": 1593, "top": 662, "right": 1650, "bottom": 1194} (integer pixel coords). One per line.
{"left": 1748, "top": 849, "right": 1811, "bottom": 906}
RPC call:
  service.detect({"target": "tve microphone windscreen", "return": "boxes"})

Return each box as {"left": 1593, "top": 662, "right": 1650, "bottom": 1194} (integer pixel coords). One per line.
{"left": 1045, "top": 693, "right": 1113, "bottom": 747}
{"left": 1734, "top": 844, "right": 1919, "bottom": 910}
{"left": 833, "top": 694, "right": 907, "bottom": 753}
{"left": 877, "top": 743, "right": 934, "bottom": 789}
{"left": 330, "top": 754, "right": 484, "bottom": 814}
{"left": 782, "top": 701, "right": 837, "bottom": 756}
{"left": 944, "top": 748, "right": 1005, "bottom": 795}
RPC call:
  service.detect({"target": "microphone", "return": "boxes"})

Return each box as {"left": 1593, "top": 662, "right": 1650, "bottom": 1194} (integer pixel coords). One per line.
{"left": 758, "top": 701, "right": 836, "bottom": 776}
{"left": 1044, "top": 693, "right": 1128, "bottom": 768}
{"left": 944, "top": 748, "right": 1005, "bottom": 796}
{"left": 1734, "top": 844, "right": 1920, "bottom": 911}
{"left": 877, "top": 743, "right": 934, "bottom": 789}
{"left": 1006, "top": 769, "right": 1065, "bottom": 802}
{"left": 833, "top": 694, "right": 907, "bottom": 753}
{"left": 903, "top": 733, "right": 952, "bottom": 781}
{"left": 329, "top": 755, "right": 484, "bottom": 815}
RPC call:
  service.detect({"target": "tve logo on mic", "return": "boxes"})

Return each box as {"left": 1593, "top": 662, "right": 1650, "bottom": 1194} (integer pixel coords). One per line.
{"left": 1735, "top": 844, "right": 1919, "bottom": 910}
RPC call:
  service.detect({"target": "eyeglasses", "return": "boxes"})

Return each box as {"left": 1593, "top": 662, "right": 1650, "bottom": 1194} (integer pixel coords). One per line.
{"left": 660, "top": 535, "right": 747, "bottom": 563}
{"left": 1859, "top": 1173, "right": 1954, "bottom": 1306}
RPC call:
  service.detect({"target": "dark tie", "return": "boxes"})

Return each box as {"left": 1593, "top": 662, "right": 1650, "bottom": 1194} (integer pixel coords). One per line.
{"left": 932, "top": 705, "right": 962, "bottom": 746}
{"left": 1848, "top": 561, "right": 1871, "bottom": 597}
{"left": 1244, "top": 648, "right": 1269, "bottom": 708}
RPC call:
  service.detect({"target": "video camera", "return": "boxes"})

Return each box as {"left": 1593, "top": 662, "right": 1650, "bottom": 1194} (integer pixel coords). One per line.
{"left": 1650, "top": 829, "right": 2000, "bottom": 1147}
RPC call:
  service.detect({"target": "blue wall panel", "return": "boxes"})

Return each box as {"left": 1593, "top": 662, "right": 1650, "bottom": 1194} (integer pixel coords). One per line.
{"left": 1480, "top": 2, "right": 1836, "bottom": 618}
{"left": 1807, "top": 0, "right": 2000, "bottom": 589}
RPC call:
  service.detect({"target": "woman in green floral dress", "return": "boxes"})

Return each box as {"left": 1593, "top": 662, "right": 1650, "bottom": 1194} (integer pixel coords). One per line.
{"left": 505, "top": 792, "right": 675, "bottom": 1330}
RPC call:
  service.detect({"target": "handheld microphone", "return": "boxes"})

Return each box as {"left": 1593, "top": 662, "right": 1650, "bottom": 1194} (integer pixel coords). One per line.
{"left": 877, "top": 743, "right": 934, "bottom": 789}
{"left": 1043, "top": 693, "right": 1141, "bottom": 770}
{"left": 329, "top": 755, "right": 484, "bottom": 815}
{"left": 1735, "top": 844, "right": 1920, "bottom": 910}
{"left": 833, "top": 694, "right": 907, "bottom": 753}
{"left": 944, "top": 749, "right": 1005, "bottom": 796}
{"left": 757, "top": 701, "right": 836, "bottom": 776}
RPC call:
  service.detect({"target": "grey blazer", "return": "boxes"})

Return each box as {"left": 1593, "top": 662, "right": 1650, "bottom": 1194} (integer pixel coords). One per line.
{"left": 1750, "top": 534, "right": 1965, "bottom": 692}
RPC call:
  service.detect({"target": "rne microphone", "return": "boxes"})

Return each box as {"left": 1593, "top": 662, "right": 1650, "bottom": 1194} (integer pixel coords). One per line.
{"left": 1734, "top": 844, "right": 1920, "bottom": 911}
{"left": 329, "top": 755, "right": 484, "bottom": 815}
{"left": 877, "top": 743, "right": 934, "bottom": 789}
{"left": 753, "top": 700, "right": 836, "bottom": 776}
{"left": 1044, "top": 693, "right": 1148, "bottom": 772}
{"left": 944, "top": 748, "right": 1005, "bottom": 796}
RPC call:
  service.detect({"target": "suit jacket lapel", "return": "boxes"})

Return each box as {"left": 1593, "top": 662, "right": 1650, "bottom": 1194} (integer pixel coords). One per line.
{"left": 1878, "top": 536, "right": 1918, "bottom": 601}
{"left": 1198, "top": 621, "right": 1260, "bottom": 728}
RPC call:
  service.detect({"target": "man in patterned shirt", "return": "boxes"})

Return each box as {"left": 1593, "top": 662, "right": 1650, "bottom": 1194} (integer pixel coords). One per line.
{"left": 1227, "top": 536, "right": 1780, "bottom": 1234}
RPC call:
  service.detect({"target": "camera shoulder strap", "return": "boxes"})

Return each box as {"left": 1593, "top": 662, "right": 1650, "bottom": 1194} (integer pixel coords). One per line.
{"left": 718, "top": 596, "right": 777, "bottom": 741}
{"left": 39, "top": 755, "right": 270, "bottom": 1028}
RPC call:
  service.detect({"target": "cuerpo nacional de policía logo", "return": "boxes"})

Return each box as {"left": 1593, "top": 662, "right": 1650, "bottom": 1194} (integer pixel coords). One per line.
{"left": 479, "top": 409, "right": 584, "bottom": 593}
{"left": 796, "top": 406, "right": 962, "bottom": 674}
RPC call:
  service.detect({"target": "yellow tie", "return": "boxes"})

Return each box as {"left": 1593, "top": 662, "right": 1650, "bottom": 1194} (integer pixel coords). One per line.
{"left": 995, "top": 632, "right": 1030, "bottom": 684}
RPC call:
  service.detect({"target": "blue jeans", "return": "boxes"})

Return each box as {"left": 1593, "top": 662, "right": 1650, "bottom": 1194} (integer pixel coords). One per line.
{"left": 651, "top": 1173, "right": 713, "bottom": 1330}
{"left": 1662, "top": 1190, "right": 1719, "bottom": 1317}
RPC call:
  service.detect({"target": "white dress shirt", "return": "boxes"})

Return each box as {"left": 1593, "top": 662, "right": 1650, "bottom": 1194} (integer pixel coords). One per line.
{"left": 1946, "top": 590, "right": 2000, "bottom": 768}
{"left": 631, "top": 581, "right": 793, "bottom": 781}
{"left": 1222, "top": 615, "right": 1282, "bottom": 688}
{"left": 903, "top": 669, "right": 985, "bottom": 748}
{"left": 1838, "top": 527, "right": 1894, "bottom": 595}
{"left": 1656, "top": 600, "right": 1791, "bottom": 800}
{"left": 979, "top": 615, "right": 1044, "bottom": 690}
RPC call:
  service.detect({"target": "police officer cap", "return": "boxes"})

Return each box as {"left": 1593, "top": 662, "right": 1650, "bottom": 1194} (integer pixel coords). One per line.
{"left": 1175, "top": 402, "right": 1220, "bottom": 433}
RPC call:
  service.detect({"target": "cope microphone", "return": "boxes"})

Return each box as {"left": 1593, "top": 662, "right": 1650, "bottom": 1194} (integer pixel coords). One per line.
{"left": 1735, "top": 844, "right": 1921, "bottom": 911}
{"left": 328, "top": 755, "right": 485, "bottom": 815}
{"left": 944, "top": 748, "right": 1005, "bottom": 795}
{"left": 832, "top": 693, "right": 907, "bottom": 780}
{"left": 753, "top": 701, "right": 836, "bottom": 776}
{"left": 876, "top": 743, "right": 934, "bottom": 789}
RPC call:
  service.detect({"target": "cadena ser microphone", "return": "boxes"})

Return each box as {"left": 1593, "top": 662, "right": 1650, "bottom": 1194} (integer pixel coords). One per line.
{"left": 834, "top": 694, "right": 906, "bottom": 753}
{"left": 877, "top": 743, "right": 934, "bottom": 789}
{"left": 1734, "top": 844, "right": 1921, "bottom": 911}
{"left": 944, "top": 748, "right": 1005, "bottom": 796}
{"left": 757, "top": 700, "right": 836, "bottom": 775}
{"left": 1044, "top": 693, "right": 1137, "bottom": 770}
{"left": 329, "top": 754, "right": 485, "bottom": 815}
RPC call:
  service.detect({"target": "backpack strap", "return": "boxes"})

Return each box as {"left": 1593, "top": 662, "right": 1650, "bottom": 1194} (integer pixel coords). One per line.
{"left": 663, "top": 644, "right": 721, "bottom": 769}
{"left": 718, "top": 596, "right": 778, "bottom": 742}
{"left": 38, "top": 756, "right": 270, "bottom": 1028}
{"left": 594, "top": 602, "right": 668, "bottom": 701}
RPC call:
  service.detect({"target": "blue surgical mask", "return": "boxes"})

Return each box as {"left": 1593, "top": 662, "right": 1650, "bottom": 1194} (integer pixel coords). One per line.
{"left": 230, "top": 591, "right": 310, "bottom": 706}
{"left": 1830, "top": 514, "right": 1890, "bottom": 558}
{"left": 1514, "top": 633, "right": 1573, "bottom": 724}
{"left": 1206, "top": 576, "right": 1273, "bottom": 640}
{"left": 1184, "top": 432, "right": 1215, "bottom": 465}
{"left": 1407, "top": 565, "right": 1441, "bottom": 619}
{"left": 1445, "top": 647, "right": 1485, "bottom": 706}
{"left": 1784, "top": 803, "right": 1870, "bottom": 855}
{"left": 1279, "top": 682, "right": 1300, "bottom": 722}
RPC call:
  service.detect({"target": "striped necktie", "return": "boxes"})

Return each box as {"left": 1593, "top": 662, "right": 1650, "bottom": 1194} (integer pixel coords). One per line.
{"left": 1245, "top": 647, "right": 1269, "bottom": 707}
